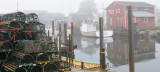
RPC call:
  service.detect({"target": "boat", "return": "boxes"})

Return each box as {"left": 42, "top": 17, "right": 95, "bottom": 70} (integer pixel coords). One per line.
{"left": 80, "top": 21, "right": 113, "bottom": 37}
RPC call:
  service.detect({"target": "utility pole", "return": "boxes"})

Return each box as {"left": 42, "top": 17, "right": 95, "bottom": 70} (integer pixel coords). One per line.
{"left": 99, "top": 17, "right": 105, "bottom": 69}
{"left": 128, "top": 6, "right": 135, "bottom": 72}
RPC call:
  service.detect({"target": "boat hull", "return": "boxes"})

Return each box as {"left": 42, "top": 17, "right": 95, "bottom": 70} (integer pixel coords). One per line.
{"left": 81, "top": 30, "right": 113, "bottom": 38}
{"left": 81, "top": 31, "right": 97, "bottom": 37}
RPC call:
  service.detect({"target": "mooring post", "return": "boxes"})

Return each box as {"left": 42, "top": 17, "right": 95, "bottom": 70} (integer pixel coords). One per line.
{"left": 128, "top": 6, "right": 135, "bottom": 72}
{"left": 81, "top": 62, "right": 84, "bottom": 69}
{"left": 52, "top": 21, "right": 55, "bottom": 42}
{"left": 71, "top": 22, "right": 74, "bottom": 66}
{"left": 69, "top": 34, "right": 71, "bottom": 67}
{"left": 64, "top": 23, "right": 67, "bottom": 43}
{"left": 66, "top": 50, "right": 69, "bottom": 62}
{"left": 71, "top": 35, "right": 73, "bottom": 66}
{"left": 59, "top": 24, "right": 61, "bottom": 60}
{"left": 52, "top": 21, "right": 54, "bottom": 35}
{"left": 99, "top": 17, "right": 106, "bottom": 69}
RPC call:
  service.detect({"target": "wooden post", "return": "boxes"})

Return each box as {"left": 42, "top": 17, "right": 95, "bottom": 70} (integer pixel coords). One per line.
{"left": 66, "top": 50, "right": 69, "bottom": 62}
{"left": 59, "top": 24, "right": 61, "bottom": 60}
{"left": 81, "top": 62, "right": 84, "bottom": 69}
{"left": 52, "top": 21, "right": 54, "bottom": 35}
{"left": 48, "top": 30, "right": 49, "bottom": 38}
{"left": 99, "top": 17, "right": 105, "bottom": 69}
{"left": 69, "top": 34, "right": 71, "bottom": 67}
{"left": 71, "top": 35, "right": 73, "bottom": 66}
{"left": 64, "top": 23, "right": 67, "bottom": 43}
{"left": 71, "top": 22, "right": 74, "bottom": 66}
{"left": 128, "top": 6, "right": 135, "bottom": 72}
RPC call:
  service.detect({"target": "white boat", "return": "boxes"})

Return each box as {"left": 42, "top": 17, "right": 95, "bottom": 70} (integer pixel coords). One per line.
{"left": 80, "top": 21, "right": 113, "bottom": 37}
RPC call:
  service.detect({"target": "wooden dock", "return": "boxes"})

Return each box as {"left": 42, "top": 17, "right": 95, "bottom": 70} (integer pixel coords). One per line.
{"left": 61, "top": 57, "right": 108, "bottom": 71}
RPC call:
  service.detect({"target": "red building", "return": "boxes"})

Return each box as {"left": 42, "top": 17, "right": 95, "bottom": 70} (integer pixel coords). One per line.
{"left": 106, "top": 1, "right": 155, "bottom": 30}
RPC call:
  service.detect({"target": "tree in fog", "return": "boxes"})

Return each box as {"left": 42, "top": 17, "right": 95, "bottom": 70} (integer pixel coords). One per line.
{"left": 77, "top": 0, "right": 98, "bottom": 20}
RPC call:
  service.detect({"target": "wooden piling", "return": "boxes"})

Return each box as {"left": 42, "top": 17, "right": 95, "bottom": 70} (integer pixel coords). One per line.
{"left": 81, "top": 62, "right": 84, "bottom": 69}
{"left": 59, "top": 24, "right": 61, "bottom": 60}
{"left": 71, "top": 22, "right": 74, "bottom": 66}
{"left": 128, "top": 6, "right": 135, "bottom": 72}
{"left": 64, "top": 23, "right": 67, "bottom": 43}
{"left": 52, "top": 21, "right": 54, "bottom": 35}
{"left": 52, "top": 21, "right": 56, "bottom": 42}
{"left": 99, "top": 17, "right": 105, "bottom": 69}
{"left": 69, "top": 34, "right": 71, "bottom": 67}
{"left": 71, "top": 35, "right": 73, "bottom": 66}
{"left": 66, "top": 50, "right": 69, "bottom": 62}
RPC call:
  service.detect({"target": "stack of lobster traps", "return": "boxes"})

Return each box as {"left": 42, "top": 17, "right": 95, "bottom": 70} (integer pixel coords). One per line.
{"left": 0, "top": 12, "right": 70, "bottom": 72}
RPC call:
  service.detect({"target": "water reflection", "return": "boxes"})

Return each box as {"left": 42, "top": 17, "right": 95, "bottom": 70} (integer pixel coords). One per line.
{"left": 107, "top": 37, "right": 155, "bottom": 66}
{"left": 74, "top": 36, "right": 157, "bottom": 72}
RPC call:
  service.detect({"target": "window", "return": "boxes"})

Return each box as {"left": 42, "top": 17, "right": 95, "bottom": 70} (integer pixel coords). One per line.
{"left": 116, "top": 9, "right": 120, "bottom": 13}
{"left": 109, "top": 10, "right": 114, "bottom": 14}
{"left": 117, "top": 55, "right": 121, "bottom": 60}
{"left": 136, "top": 18, "right": 141, "bottom": 21}
{"left": 110, "top": 43, "right": 113, "bottom": 49}
{"left": 144, "top": 46, "right": 149, "bottom": 51}
{"left": 110, "top": 18, "right": 112, "bottom": 25}
{"left": 144, "top": 18, "right": 148, "bottom": 22}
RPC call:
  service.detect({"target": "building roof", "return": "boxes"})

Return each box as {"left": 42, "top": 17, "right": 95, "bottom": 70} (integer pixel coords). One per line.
{"left": 115, "top": 1, "right": 154, "bottom": 7}
{"left": 133, "top": 11, "right": 155, "bottom": 17}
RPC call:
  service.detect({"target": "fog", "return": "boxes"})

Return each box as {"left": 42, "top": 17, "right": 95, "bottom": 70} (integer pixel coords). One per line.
{"left": 0, "top": 0, "right": 160, "bottom": 16}
{"left": 1, "top": 0, "right": 160, "bottom": 25}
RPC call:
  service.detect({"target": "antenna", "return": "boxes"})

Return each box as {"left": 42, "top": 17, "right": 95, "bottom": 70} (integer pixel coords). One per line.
{"left": 17, "top": 2, "right": 18, "bottom": 12}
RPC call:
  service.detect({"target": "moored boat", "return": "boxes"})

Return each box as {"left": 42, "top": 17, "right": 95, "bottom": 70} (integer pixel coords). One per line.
{"left": 80, "top": 21, "right": 113, "bottom": 37}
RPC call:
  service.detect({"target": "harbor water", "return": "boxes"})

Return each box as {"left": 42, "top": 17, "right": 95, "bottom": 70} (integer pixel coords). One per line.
{"left": 73, "top": 36, "right": 160, "bottom": 72}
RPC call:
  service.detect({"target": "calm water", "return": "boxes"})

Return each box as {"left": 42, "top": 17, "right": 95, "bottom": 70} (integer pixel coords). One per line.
{"left": 73, "top": 36, "right": 160, "bottom": 72}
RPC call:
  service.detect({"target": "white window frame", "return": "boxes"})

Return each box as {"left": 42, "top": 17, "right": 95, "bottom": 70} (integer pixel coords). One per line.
{"left": 144, "top": 18, "right": 148, "bottom": 22}
{"left": 116, "top": 9, "right": 120, "bottom": 13}
{"left": 109, "top": 10, "right": 114, "bottom": 14}
{"left": 110, "top": 18, "right": 112, "bottom": 25}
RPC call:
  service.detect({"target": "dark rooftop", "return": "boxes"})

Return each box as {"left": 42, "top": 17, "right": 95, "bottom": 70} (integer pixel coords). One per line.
{"left": 115, "top": 1, "right": 154, "bottom": 7}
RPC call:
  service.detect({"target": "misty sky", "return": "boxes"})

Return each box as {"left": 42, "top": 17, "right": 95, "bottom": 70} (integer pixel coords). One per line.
{"left": 0, "top": 0, "right": 160, "bottom": 16}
